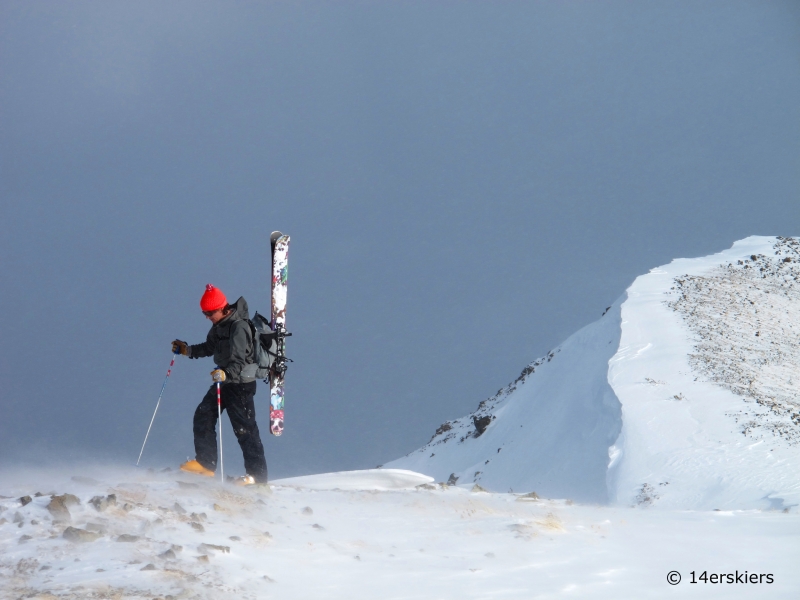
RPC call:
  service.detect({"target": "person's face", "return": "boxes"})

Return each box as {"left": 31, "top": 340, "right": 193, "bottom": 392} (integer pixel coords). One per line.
{"left": 203, "top": 307, "right": 227, "bottom": 324}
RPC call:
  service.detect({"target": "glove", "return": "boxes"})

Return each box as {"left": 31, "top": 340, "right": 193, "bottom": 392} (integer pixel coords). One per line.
{"left": 172, "top": 340, "right": 190, "bottom": 356}
{"left": 211, "top": 369, "right": 227, "bottom": 383}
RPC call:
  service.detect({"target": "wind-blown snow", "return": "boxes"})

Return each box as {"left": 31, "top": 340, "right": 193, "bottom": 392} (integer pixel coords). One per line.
{"left": 2, "top": 467, "right": 799, "bottom": 599}
{"left": 388, "top": 236, "right": 800, "bottom": 511}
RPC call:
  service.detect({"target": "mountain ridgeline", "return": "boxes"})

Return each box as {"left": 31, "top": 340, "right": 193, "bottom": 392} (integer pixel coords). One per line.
{"left": 386, "top": 236, "right": 800, "bottom": 510}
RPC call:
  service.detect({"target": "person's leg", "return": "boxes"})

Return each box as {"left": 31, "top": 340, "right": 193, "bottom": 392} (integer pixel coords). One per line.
{"left": 193, "top": 385, "right": 220, "bottom": 471}
{"left": 225, "top": 382, "right": 268, "bottom": 482}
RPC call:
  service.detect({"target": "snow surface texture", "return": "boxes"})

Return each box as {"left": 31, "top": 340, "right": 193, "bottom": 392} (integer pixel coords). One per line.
{"left": 388, "top": 236, "right": 800, "bottom": 511}
{"left": 611, "top": 236, "right": 800, "bottom": 510}
{"left": 2, "top": 467, "right": 799, "bottom": 599}
{"left": 668, "top": 237, "right": 800, "bottom": 443}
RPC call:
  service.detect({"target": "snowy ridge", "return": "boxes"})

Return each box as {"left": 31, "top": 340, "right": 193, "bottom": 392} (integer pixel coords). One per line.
{"left": 388, "top": 236, "right": 800, "bottom": 510}
{"left": 611, "top": 236, "right": 800, "bottom": 510}
{"left": 385, "top": 296, "right": 625, "bottom": 504}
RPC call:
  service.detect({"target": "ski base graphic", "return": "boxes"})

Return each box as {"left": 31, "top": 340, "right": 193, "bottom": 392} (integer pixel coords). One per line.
{"left": 269, "top": 409, "right": 284, "bottom": 437}
{"left": 269, "top": 232, "right": 290, "bottom": 437}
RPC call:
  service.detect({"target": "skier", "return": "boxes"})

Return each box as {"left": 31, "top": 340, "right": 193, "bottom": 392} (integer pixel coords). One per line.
{"left": 172, "top": 284, "right": 268, "bottom": 486}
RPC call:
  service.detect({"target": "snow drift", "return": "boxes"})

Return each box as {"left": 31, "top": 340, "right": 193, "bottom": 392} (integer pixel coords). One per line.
{"left": 386, "top": 236, "right": 800, "bottom": 510}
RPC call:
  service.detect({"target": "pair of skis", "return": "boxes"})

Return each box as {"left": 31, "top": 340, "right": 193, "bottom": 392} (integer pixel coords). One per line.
{"left": 269, "top": 231, "right": 291, "bottom": 437}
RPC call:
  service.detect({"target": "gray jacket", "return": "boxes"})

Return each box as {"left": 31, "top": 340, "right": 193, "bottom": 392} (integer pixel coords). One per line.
{"left": 189, "top": 296, "right": 257, "bottom": 384}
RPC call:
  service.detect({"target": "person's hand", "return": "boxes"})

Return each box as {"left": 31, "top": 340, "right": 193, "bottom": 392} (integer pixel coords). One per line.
{"left": 211, "top": 369, "right": 227, "bottom": 383}
{"left": 172, "top": 340, "right": 189, "bottom": 355}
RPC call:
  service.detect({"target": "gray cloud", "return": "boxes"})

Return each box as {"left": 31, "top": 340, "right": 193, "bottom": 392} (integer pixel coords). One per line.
{"left": 1, "top": 1, "right": 798, "bottom": 477}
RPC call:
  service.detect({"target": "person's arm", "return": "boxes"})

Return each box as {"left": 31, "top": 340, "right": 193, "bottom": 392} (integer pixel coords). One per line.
{"left": 189, "top": 331, "right": 215, "bottom": 359}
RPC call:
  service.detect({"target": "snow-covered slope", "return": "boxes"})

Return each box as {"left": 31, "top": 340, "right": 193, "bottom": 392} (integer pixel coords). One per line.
{"left": 385, "top": 295, "right": 625, "bottom": 504}
{"left": 387, "top": 236, "right": 800, "bottom": 510}
{"left": 2, "top": 467, "right": 799, "bottom": 599}
{"left": 611, "top": 236, "right": 800, "bottom": 510}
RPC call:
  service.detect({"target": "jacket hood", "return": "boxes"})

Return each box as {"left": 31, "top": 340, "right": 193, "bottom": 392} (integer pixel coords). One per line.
{"left": 216, "top": 296, "right": 249, "bottom": 326}
{"left": 230, "top": 296, "right": 250, "bottom": 321}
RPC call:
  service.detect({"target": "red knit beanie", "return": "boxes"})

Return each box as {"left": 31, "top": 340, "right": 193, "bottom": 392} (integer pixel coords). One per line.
{"left": 200, "top": 284, "right": 228, "bottom": 312}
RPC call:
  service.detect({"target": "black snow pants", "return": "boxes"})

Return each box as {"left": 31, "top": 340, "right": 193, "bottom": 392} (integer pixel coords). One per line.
{"left": 193, "top": 381, "right": 268, "bottom": 483}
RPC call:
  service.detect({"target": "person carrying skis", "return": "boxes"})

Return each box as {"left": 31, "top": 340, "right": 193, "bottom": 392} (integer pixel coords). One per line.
{"left": 172, "top": 284, "right": 268, "bottom": 486}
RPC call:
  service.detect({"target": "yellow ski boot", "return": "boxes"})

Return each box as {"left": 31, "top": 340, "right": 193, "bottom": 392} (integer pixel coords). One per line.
{"left": 180, "top": 459, "right": 215, "bottom": 477}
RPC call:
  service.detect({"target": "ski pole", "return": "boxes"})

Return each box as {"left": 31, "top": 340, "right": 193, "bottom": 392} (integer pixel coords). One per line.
{"left": 137, "top": 352, "right": 178, "bottom": 466}
{"left": 216, "top": 379, "right": 224, "bottom": 482}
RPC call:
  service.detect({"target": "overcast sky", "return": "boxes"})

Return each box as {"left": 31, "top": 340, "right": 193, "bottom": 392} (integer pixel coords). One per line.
{"left": 1, "top": 1, "right": 798, "bottom": 478}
